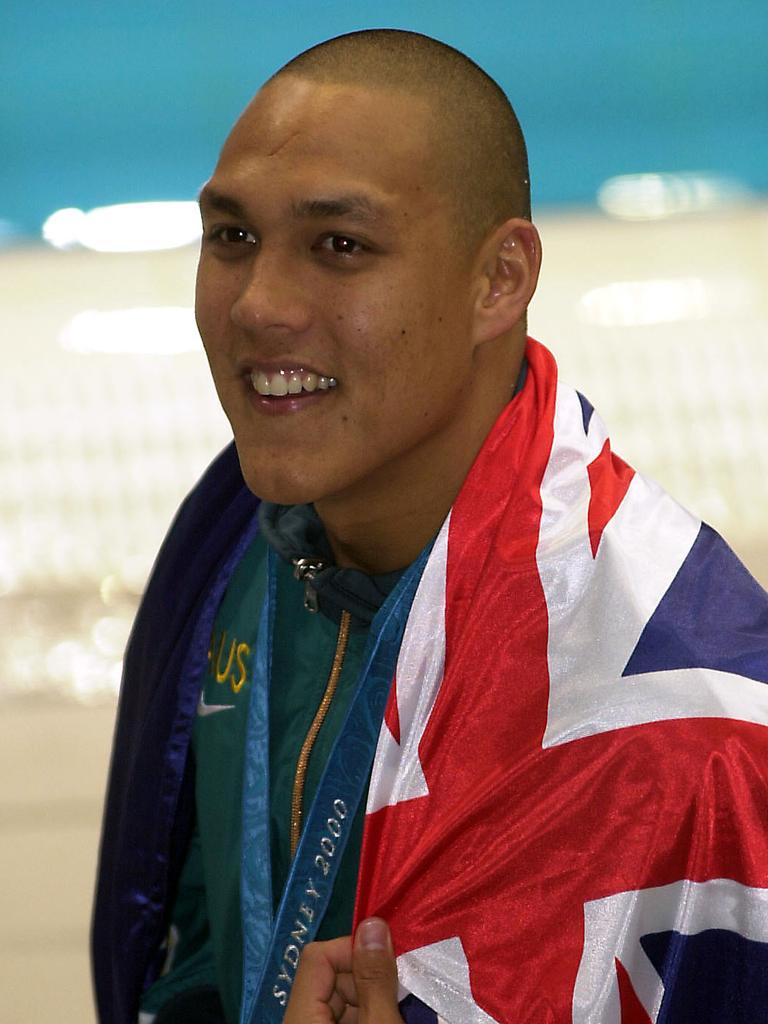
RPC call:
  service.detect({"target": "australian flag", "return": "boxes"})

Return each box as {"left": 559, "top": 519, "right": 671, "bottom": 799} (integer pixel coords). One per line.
{"left": 354, "top": 340, "right": 768, "bottom": 1023}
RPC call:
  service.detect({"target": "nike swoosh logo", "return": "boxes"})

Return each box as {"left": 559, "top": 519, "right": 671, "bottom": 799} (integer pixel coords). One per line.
{"left": 197, "top": 692, "right": 236, "bottom": 717}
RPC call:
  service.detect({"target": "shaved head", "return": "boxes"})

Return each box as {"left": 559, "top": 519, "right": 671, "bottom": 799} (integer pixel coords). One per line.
{"left": 270, "top": 29, "right": 531, "bottom": 249}
{"left": 197, "top": 27, "right": 542, "bottom": 564}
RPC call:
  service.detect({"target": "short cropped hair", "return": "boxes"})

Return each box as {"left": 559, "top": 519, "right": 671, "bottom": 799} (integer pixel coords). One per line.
{"left": 272, "top": 29, "right": 531, "bottom": 248}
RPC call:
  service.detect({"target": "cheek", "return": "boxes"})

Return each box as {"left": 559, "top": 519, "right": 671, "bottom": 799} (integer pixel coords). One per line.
{"left": 330, "top": 281, "right": 398, "bottom": 334}
{"left": 195, "top": 259, "right": 239, "bottom": 334}
{"left": 194, "top": 277, "right": 219, "bottom": 342}
{"left": 327, "top": 271, "right": 466, "bottom": 391}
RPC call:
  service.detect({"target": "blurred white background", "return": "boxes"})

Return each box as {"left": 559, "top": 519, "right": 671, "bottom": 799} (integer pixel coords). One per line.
{"left": 2, "top": 1, "right": 767, "bottom": 1020}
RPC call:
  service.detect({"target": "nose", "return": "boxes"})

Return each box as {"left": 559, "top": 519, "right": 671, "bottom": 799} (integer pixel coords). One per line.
{"left": 230, "top": 250, "right": 312, "bottom": 335}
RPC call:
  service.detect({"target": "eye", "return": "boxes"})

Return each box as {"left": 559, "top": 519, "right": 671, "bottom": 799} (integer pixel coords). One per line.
{"left": 319, "top": 234, "right": 365, "bottom": 256}
{"left": 207, "top": 225, "right": 257, "bottom": 246}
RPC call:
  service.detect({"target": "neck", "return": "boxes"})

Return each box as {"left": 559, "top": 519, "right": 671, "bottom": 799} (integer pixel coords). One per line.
{"left": 319, "top": 493, "right": 452, "bottom": 575}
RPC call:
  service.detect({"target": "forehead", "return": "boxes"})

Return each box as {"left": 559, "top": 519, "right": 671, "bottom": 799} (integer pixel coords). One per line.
{"left": 209, "top": 77, "right": 443, "bottom": 214}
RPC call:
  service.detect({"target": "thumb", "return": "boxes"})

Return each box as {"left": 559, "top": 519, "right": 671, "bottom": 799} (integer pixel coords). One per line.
{"left": 353, "top": 917, "right": 402, "bottom": 1023}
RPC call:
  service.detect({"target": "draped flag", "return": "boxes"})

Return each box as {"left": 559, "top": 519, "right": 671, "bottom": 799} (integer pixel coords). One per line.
{"left": 355, "top": 340, "right": 768, "bottom": 1023}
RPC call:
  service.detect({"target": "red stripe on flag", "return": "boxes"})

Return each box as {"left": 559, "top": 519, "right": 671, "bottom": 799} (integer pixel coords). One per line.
{"left": 587, "top": 440, "right": 635, "bottom": 558}
{"left": 384, "top": 676, "right": 401, "bottom": 744}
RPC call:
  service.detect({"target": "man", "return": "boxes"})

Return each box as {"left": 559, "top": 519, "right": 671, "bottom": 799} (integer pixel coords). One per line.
{"left": 92, "top": 29, "right": 768, "bottom": 1024}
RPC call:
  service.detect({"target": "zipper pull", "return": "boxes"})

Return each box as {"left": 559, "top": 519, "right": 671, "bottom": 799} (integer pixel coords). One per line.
{"left": 303, "top": 582, "right": 319, "bottom": 613}
{"left": 292, "top": 557, "right": 327, "bottom": 613}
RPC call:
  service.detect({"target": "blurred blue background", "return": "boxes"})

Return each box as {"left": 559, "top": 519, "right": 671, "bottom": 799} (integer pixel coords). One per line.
{"left": 4, "top": 0, "right": 767, "bottom": 239}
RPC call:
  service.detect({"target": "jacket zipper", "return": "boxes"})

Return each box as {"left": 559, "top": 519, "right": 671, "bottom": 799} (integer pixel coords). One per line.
{"left": 289, "top": 608, "right": 352, "bottom": 857}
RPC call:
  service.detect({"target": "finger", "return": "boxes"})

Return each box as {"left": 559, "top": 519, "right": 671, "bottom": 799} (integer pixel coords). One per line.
{"left": 352, "top": 918, "right": 402, "bottom": 1023}
{"left": 334, "top": 971, "right": 358, "bottom": 1007}
{"left": 327, "top": 988, "right": 347, "bottom": 1022}
{"left": 285, "top": 937, "right": 354, "bottom": 1024}
{"left": 313, "top": 935, "right": 355, "bottom": 976}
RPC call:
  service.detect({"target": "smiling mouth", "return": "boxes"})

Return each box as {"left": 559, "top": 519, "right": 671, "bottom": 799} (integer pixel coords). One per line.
{"left": 249, "top": 369, "right": 338, "bottom": 397}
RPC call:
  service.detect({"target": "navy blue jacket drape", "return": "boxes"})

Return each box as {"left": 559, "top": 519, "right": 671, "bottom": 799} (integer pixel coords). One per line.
{"left": 91, "top": 443, "right": 259, "bottom": 1024}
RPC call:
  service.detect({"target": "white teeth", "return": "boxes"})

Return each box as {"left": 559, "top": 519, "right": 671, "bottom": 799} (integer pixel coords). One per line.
{"left": 249, "top": 369, "right": 337, "bottom": 397}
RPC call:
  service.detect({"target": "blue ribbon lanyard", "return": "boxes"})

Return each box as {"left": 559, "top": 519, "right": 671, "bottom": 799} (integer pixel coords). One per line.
{"left": 240, "top": 545, "right": 431, "bottom": 1024}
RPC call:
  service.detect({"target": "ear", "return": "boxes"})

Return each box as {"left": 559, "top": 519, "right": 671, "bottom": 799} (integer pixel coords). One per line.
{"left": 472, "top": 218, "right": 542, "bottom": 346}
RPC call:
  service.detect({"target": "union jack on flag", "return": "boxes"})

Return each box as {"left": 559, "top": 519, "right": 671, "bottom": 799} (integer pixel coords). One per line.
{"left": 355, "top": 340, "right": 768, "bottom": 1023}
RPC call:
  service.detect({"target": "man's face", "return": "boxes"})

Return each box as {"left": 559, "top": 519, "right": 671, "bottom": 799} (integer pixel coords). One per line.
{"left": 196, "top": 76, "right": 482, "bottom": 509}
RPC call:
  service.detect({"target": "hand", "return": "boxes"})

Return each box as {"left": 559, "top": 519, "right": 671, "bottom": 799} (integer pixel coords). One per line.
{"left": 284, "top": 917, "right": 403, "bottom": 1024}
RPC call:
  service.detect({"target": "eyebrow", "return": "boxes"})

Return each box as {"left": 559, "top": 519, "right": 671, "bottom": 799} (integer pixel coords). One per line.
{"left": 197, "top": 186, "right": 248, "bottom": 218}
{"left": 291, "top": 194, "right": 387, "bottom": 225}
{"left": 198, "top": 185, "right": 387, "bottom": 226}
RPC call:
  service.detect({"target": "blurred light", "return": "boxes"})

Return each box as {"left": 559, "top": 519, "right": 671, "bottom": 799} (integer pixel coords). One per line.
{"left": 92, "top": 615, "right": 131, "bottom": 658}
{"left": 42, "top": 207, "right": 87, "bottom": 248}
{"left": 578, "top": 275, "right": 757, "bottom": 328}
{"left": 100, "top": 574, "right": 123, "bottom": 606}
{"left": 42, "top": 201, "right": 201, "bottom": 252}
{"left": 59, "top": 306, "right": 200, "bottom": 354}
{"left": 579, "top": 277, "right": 710, "bottom": 327}
{"left": 597, "top": 173, "right": 751, "bottom": 220}
{"left": 6, "top": 639, "right": 46, "bottom": 692}
{"left": 45, "top": 639, "right": 122, "bottom": 702}
{"left": 46, "top": 640, "right": 84, "bottom": 682}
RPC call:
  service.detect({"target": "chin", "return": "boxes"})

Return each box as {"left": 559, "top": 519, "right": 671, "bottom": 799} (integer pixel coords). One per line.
{"left": 237, "top": 451, "right": 327, "bottom": 507}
